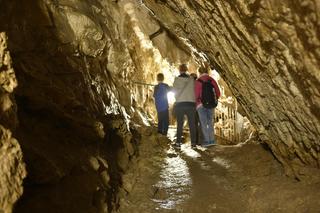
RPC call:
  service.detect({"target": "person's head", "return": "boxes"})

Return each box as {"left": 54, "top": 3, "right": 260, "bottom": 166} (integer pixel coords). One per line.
{"left": 190, "top": 73, "right": 197, "bottom": 80}
{"left": 198, "top": 66, "right": 208, "bottom": 75}
{"left": 157, "top": 73, "right": 164, "bottom": 82}
{"left": 179, "top": 64, "right": 188, "bottom": 73}
{"left": 204, "top": 61, "right": 210, "bottom": 70}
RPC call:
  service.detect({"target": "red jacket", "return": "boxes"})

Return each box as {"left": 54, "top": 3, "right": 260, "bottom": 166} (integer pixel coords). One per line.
{"left": 195, "top": 74, "right": 221, "bottom": 108}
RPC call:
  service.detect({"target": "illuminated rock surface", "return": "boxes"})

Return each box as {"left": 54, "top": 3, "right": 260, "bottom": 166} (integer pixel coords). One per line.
{"left": 0, "top": 32, "right": 26, "bottom": 213}
{"left": 0, "top": 0, "right": 319, "bottom": 212}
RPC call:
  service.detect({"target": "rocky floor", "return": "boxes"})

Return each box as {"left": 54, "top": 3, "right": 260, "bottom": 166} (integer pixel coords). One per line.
{"left": 118, "top": 128, "right": 320, "bottom": 213}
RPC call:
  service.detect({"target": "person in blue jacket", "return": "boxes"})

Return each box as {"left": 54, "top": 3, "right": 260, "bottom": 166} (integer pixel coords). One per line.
{"left": 153, "top": 73, "right": 170, "bottom": 135}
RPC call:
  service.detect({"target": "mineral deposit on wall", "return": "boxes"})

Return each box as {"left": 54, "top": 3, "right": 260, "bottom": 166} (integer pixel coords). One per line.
{"left": 0, "top": 0, "right": 319, "bottom": 211}
{"left": 143, "top": 0, "right": 320, "bottom": 177}
{"left": 0, "top": 32, "right": 26, "bottom": 213}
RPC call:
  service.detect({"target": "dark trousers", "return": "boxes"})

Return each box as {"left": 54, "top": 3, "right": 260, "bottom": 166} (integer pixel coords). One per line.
{"left": 175, "top": 104, "right": 196, "bottom": 145}
{"left": 157, "top": 109, "right": 169, "bottom": 135}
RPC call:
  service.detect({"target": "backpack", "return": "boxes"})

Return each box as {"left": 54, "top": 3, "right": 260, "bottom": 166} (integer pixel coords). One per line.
{"left": 198, "top": 79, "right": 218, "bottom": 109}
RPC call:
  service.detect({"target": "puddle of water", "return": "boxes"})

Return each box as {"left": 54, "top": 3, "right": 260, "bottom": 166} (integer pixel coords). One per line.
{"left": 199, "top": 161, "right": 211, "bottom": 170}
{"left": 153, "top": 149, "right": 192, "bottom": 209}
{"left": 167, "top": 127, "right": 202, "bottom": 159}
{"left": 154, "top": 127, "right": 213, "bottom": 210}
{"left": 212, "top": 157, "right": 231, "bottom": 169}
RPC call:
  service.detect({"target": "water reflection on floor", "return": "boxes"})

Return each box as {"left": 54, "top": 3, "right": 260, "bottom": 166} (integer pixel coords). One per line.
{"left": 212, "top": 157, "right": 231, "bottom": 169}
{"left": 153, "top": 148, "right": 192, "bottom": 209}
{"left": 152, "top": 128, "right": 193, "bottom": 210}
{"left": 153, "top": 127, "right": 222, "bottom": 210}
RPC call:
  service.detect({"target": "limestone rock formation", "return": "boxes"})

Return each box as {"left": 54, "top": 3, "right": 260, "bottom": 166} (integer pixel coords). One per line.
{"left": 0, "top": 1, "right": 186, "bottom": 211}
{"left": 0, "top": 0, "right": 319, "bottom": 212}
{"left": 143, "top": 0, "right": 320, "bottom": 177}
{"left": 0, "top": 32, "right": 26, "bottom": 213}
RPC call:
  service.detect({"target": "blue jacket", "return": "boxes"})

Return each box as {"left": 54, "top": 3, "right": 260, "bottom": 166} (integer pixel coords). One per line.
{"left": 153, "top": 83, "right": 169, "bottom": 112}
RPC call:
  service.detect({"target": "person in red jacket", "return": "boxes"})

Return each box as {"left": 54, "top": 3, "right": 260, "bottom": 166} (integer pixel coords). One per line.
{"left": 195, "top": 66, "right": 221, "bottom": 146}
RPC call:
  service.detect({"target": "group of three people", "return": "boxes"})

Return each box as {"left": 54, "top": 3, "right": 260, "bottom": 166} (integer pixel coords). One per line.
{"left": 153, "top": 64, "right": 221, "bottom": 148}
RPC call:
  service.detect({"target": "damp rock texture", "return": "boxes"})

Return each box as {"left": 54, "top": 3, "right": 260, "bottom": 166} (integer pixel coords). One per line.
{"left": 117, "top": 129, "right": 170, "bottom": 212}
{"left": 0, "top": 32, "right": 26, "bottom": 213}
{"left": 144, "top": 0, "right": 320, "bottom": 177}
{"left": 0, "top": 0, "right": 319, "bottom": 212}
{"left": 0, "top": 0, "right": 184, "bottom": 212}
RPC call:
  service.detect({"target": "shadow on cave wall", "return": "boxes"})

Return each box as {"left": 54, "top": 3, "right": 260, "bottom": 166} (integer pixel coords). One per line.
{"left": 0, "top": 1, "right": 132, "bottom": 212}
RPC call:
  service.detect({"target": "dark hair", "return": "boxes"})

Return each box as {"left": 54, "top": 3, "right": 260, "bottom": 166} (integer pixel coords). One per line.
{"left": 190, "top": 73, "right": 197, "bottom": 80}
{"left": 179, "top": 64, "right": 188, "bottom": 72}
{"left": 157, "top": 73, "right": 164, "bottom": 81}
{"left": 198, "top": 66, "right": 208, "bottom": 74}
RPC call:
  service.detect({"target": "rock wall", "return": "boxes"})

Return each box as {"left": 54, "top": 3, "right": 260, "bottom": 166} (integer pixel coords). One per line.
{"left": 0, "top": 0, "right": 189, "bottom": 212}
{"left": 144, "top": 0, "right": 320, "bottom": 177}
{"left": 0, "top": 0, "right": 319, "bottom": 211}
{"left": 0, "top": 33, "right": 26, "bottom": 213}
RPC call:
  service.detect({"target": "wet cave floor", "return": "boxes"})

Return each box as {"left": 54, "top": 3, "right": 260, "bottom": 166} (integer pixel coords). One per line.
{"left": 118, "top": 127, "right": 320, "bottom": 213}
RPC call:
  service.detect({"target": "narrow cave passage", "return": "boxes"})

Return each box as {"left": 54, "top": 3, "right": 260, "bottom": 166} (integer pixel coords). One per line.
{"left": 133, "top": 65, "right": 254, "bottom": 146}
{"left": 0, "top": 1, "right": 319, "bottom": 213}
{"left": 117, "top": 66, "right": 317, "bottom": 213}
{"left": 118, "top": 123, "right": 318, "bottom": 213}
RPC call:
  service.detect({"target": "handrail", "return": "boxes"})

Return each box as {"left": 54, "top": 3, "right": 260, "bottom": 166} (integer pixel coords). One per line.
{"left": 132, "top": 81, "right": 156, "bottom": 87}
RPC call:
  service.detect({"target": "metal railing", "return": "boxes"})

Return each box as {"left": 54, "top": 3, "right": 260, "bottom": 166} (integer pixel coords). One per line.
{"left": 214, "top": 98, "right": 240, "bottom": 144}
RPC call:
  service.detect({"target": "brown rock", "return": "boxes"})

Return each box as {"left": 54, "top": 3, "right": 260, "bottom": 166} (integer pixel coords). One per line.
{"left": 144, "top": 0, "right": 320, "bottom": 176}
{"left": 0, "top": 32, "right": 26, "bottom": 213}
{"left": 100, "top": 170, "right": 110, "bottom": 187}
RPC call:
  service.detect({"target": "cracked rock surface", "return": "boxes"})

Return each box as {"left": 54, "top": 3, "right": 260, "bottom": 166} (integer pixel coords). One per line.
{"left": 0, "top": 0, "right": 319, "bottom": 212}
{"left": 0, "top": 32, "right": 26, "bottom": 213}
{"left": 144, "top": 0, "right": 320, "bottom": 177}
